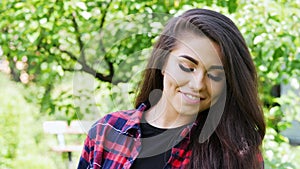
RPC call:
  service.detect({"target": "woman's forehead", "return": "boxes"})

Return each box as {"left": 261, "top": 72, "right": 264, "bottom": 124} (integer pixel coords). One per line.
{"left": 171, "top": 35, "right": 222, "bottom": 65}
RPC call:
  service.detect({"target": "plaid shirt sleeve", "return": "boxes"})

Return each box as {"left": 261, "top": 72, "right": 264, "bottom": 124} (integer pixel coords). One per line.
{"left": 77, "top": 117, "right": 105, "bottom": 169}
{"left": 77, "top": 109, "right": 143, "bottom": 169}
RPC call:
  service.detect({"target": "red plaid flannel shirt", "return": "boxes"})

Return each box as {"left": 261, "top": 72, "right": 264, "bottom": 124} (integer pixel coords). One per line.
{"left": 77, "top": 103, "right": 264, "bottom": 169}
{"left": 77, "top": 103, "right": 193, "bottom": 169}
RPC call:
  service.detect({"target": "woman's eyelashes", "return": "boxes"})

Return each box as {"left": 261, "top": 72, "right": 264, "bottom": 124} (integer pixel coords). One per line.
{"left": 179, "top": 63, "right": 195, "bottom": 72}
{"left": 178, "top": 63, "right": 223, "bottom": 82}
{"left": 207, "top": 73, "right": 223, "bottom": 81}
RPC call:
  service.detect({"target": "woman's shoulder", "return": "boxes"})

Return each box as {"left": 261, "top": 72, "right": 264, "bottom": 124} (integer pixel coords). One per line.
{"left": 95, "top": 108, "right": 139, "bottom": 123}
{"left": 87, "top": 104, "right": 147, "bottom": 138}
{"left": 94, "top": 103, "right": 147, "bottom": 126}
{"left": 89, "top": 108, "right": 141, "bottom": 132}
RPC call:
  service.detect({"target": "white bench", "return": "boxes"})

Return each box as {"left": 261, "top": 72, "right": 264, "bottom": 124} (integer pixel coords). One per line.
{"left": 43, "top": 120, "right": 93, "bottom": 168}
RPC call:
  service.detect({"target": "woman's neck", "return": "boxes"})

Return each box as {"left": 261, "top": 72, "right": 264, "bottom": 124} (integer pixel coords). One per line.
{"left": 144, "top": 97, "right": 196, "bottom": 129}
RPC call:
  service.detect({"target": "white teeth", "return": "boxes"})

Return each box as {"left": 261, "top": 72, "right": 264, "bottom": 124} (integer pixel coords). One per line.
{"left": 185, "top": 94, "right": 200, "bottom": 100}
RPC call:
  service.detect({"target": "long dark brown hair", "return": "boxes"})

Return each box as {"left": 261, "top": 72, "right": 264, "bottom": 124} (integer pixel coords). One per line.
{"left": 135, "top": 8, "right": 265, "bottom": 169}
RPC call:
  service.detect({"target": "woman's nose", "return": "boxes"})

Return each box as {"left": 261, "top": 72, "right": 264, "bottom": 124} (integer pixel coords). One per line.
{"left": 189, "top": 72, "right": 206, "bottom": 91}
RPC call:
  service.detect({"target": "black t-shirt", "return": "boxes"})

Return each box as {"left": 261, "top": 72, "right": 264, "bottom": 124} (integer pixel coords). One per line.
{"left": 131, "top": 119, "right": 187, "bottom": 169}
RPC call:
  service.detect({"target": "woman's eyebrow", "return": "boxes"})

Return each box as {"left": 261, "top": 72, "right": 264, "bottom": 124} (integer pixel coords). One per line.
{"left": 179, "top": 55, "right": 199, "bottom": 65}
{"left": 208, "top": 65, "right": 224, "bottom": 70}
{"left": 179, "top": 55, "right": 223, "bottom": 70}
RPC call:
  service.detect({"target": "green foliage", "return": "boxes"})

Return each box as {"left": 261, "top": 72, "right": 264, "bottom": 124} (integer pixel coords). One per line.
{"left": 0, "top": 73, "right": 58, "bottom": 169}
{"left": 231, "top": 1, "right": 300, "bottom": 168}
{"left": 0, "top": 0, "right": 240, "bottom": 119}
{"left": 0, "top": 76, "right": 20, "bottom": 168}
{"left": 0, "top": 0, "right": 300, "bottom": 168}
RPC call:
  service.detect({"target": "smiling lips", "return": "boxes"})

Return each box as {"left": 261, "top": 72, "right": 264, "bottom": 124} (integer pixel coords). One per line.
{"left": 180, "top": 91, "right": 204, "bottom": 104}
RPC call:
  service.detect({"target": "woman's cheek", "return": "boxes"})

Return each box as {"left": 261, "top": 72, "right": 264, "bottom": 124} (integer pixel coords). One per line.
{"left": 211, "top": 82, "right": 226, "bottom": 103}
{"left": 166, "top": 66, "right": 188, "bottom": 85}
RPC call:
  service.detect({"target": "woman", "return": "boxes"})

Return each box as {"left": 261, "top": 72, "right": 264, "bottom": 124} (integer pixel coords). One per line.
{"left": 78, "top": 8, "right": 265, "bottom": 169}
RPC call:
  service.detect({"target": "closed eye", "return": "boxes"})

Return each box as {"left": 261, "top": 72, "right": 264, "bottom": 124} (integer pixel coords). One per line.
{"left": 179, "top": 64, "right": 195, "bottom": 72}
{"left": 207, "top": 73, "right": 223, "bottom": 82}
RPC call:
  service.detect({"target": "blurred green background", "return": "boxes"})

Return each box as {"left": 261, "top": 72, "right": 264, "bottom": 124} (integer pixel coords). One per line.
{"left": 0, "top": 0, "right": 299, "bottom": 168}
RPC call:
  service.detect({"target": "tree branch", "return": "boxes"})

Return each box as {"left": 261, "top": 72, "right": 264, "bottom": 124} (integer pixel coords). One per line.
{"left": 60, "top": 49, "right": 83, "bottom": 66}
{"left": 99, "top": 0, "right": 115, "bottom": 78}
{"left": 62, "top": 67, "right": 80, "bottom": 72}
{"left": 59, "top": 48, "right": 113, "bottom": 83}
{"left": 98, "top": 0, "right": 114, "bottom": 53}
{"left": 58, "top": 1, "right": 116, "bottom": 83}
{"left": 72, "top": 12, "right": 86, "bottom": 63}
{"left": 99, "top": 0, "right": 113, "bottom": 31}
{"left": 7, "top": 54, "right": 21, "bottom": 82}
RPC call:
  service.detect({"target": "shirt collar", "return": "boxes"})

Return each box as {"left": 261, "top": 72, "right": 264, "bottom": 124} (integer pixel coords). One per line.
{"left": 122, "top": 103, "right": 147, "bottom": 134}
{"left": 180, "top": 121, "right": 198, "bottom": 141}
{"left": 122, "top": 103, "right": 199, "bottom": 141}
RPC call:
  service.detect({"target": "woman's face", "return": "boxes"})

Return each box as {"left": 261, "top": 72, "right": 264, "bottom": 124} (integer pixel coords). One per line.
{"left": 161, "top": 33, "right": 225, "bottom": 117}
